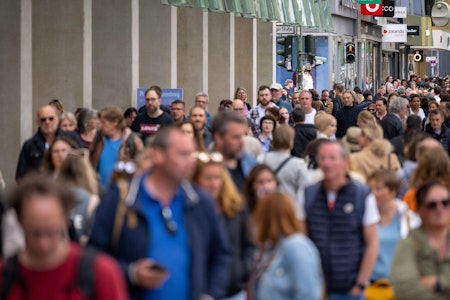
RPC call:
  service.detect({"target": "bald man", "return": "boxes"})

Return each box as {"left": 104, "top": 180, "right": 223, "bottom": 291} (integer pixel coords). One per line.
{"left": 16, "top": 105, "right": 81, "bottom": 181}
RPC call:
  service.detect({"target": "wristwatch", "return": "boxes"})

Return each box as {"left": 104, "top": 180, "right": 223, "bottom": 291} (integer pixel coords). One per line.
{"left": 357, "top": 282, "right": 368, "bottom": 290}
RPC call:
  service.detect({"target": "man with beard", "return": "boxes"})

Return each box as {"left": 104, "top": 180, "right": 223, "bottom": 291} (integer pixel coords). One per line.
{"left": 189, "top": 106, "right": 212, "bottom": 148}
{"left": 131, "top": 85, "right": 173, "bottom": 142}
{"left": 211, "top": 111, "right": 256, "bottom": 191}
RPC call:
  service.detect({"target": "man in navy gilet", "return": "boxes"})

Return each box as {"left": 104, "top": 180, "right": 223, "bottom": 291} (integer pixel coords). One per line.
{"left": 301, "top": 141, "right": 379, "bottom": 300}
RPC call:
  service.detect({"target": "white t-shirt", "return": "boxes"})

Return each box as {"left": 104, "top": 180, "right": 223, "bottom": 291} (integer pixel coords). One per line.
{"left": 304, "top": 109, "right": 317, "bottom": 125}
{"left": 298, "top": 188, "right": 380, "bottom": 226}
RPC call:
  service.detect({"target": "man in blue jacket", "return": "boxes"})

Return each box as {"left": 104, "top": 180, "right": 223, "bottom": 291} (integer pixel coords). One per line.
{"left": 88, "top": 126, "right": 231, "bottom": 300}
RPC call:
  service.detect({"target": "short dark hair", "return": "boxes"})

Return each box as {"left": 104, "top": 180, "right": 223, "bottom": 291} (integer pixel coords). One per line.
{"left": 211, "top": 111, "right": 247, "bottom": 136}
{"left": 145, "top": 85, "right": 162, "bottom": 99}
{"left": 171, "top": 99, "right": 185, "bottom": 107}
{"left": 429, "top": 109, "right": 444, "bottom": 119}
{"left": 291, "top": 107, "right": 305, "bottom": 123}
{"left": 8, "top": 174, "right": 76, "bottom": 221}
{"left": 258, "top": 85, "right": 271, "bottom": 94}
{"left": 259, "top": 115, "right": 277, "bottom": 133}
{"left": 124, "top": 107, "right": 138, "bottom": 118}
{"left": 416, "top": 180, "right": 447, "bottom": 209}
{"left": 405, "top": 115, "right": 422, "bottom": 131}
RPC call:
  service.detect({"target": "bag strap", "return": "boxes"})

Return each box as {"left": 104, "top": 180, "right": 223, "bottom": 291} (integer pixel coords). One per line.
{"left": 111, "top": 178, "right": 130, "bottom": 254}
{"left": 1, "top": 254, "right": 27, "bottom": 299}
{"left": 75, "top": 248, "right": 97, "bottom": 300}
{"left": 274, "top": 156, "right": 294, "bottom": 174}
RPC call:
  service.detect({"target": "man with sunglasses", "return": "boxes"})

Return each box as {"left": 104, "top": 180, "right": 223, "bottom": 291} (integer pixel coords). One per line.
{"left": 15, "top": 105, "right": 81, "bottom": 181}
{"left": 88, "top": 126, "right": 230, "bottom": 300}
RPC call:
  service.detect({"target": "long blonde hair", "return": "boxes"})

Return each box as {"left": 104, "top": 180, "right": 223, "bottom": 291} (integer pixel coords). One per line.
{"left": 191, "top": 159, "right": 243, "bottom": 218}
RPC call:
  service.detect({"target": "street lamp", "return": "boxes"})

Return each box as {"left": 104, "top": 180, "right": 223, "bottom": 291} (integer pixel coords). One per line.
{"left": 431, "top": 1, "right": 450, "bottom": 27}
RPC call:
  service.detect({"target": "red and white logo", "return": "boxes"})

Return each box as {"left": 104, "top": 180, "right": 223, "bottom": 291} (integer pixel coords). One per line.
{"left": 360, "top": 3, "right": 383, "bottom": 16}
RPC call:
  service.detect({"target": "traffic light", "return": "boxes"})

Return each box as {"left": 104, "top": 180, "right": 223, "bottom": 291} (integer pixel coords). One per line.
{"left": 346, "top": 42, "right": 356, "bottom": 63}
{"left": 277, "top": 36, "right": 293, "bottom": 71}
{"left": 305, "top": 35, "right": 316, "bottom": 65}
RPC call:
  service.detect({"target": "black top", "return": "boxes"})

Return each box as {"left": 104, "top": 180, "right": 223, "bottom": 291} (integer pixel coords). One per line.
{"left": 131, "top": 111, "right": 174, "bottom": 142}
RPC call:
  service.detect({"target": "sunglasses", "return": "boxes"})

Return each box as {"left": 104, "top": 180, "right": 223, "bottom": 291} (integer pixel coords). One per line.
{"left": 161, "top": 206, "right": 177, "bottom": 235}
{"left": 193, "top": 152, "right": 223, "bottom": 163}
{"left": 368, "top": 109, "right": 376, "bottom": 112}
{"left": 40, "top": 116, "right": 55, "bottom": 122}
{"left": 425, "top": 199, "right": 450, "bottom": 210}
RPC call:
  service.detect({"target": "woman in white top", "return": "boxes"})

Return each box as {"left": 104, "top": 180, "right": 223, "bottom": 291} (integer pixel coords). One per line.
{"left": 409, "top": 93, "right": 426, "bottom": 120}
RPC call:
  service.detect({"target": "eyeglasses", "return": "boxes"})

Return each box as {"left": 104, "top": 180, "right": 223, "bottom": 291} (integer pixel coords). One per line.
{"left": 193, "top": 152, "right": 223, "bottom": 163}
{"left": 368, "top": 109, "right": 376, "bottom": 112}
{"left": 425, "top": 199, "right": 450, "bottom": 210}
{"left": 40, "top": 116, "right": 55, "bottom": 123}
{"left": 161, "top": 206, "right": 177, "bottom": 235}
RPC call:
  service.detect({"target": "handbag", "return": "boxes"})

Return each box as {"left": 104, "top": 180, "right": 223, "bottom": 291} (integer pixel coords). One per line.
{"left": 365, "top": 278, "right": 395, "bottom": 300}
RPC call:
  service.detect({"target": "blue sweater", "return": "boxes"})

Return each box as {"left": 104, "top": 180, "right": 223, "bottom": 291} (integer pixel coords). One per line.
{"left": 88, "top": 175, "right": 231, "bottom": 300}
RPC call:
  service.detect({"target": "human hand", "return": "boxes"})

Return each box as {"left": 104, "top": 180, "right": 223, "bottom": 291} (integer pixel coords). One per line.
{"left": 349, "top": 285, "right": 363, "bottom": 296}
{"left": 134, "top": 259, "right": 169, "bottom": 289}
{"left": 420, "top": 275, "right": 438, "bottom": 291}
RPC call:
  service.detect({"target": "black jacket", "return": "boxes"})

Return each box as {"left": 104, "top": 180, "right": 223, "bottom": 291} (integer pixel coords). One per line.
{"left": 15, "top": 128, "right": 82, "bottom": 181}
{"left": 380, "top": 113, "right": 404, "bottom": 140}
{"left": 223, "top": 209, "right": 256, "bottom": 296}
{"left": 335, "top": 105, "right": 363, "bottom": 138}
{"left": 291, "top": 124, "right": 317, "bottom": 158}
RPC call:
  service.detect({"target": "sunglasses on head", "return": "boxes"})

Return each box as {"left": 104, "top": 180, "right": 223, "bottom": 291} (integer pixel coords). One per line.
{"left": 425, "top": 199, "right": 450, "bottom": 210}
{"left": 40, "top": 116, "right": 55, "bottom": 122}
{"left": 193, "top": 152, "right": 223, "bottom": 163}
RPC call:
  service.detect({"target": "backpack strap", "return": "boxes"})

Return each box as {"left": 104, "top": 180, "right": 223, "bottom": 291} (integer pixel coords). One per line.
{"left": 274, "top": 156, "right": 294, "bottom": 175}
{"left": 75, "top": 248, "right": 97, "bottom": 300}
{"left": 111, "top": 178, "right": 130, "bottom": 254}
{"left": 1, "top": 254, "right": 27, "bottom": 299}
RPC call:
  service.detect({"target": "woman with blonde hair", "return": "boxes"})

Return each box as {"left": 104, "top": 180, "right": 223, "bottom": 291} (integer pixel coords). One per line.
{"left": 251, "top": 191, "right": 322, "bottom": 300}
{"left": 357, "top": 110, "right": 377, "bottom": 127}
{"left": 315, "top": 112, "right": 337, "bottom": 140}
{"left": 349, "top": 123, "right": 401, "bottom": 181}
{"left": 191, "top": 151, "right": 255, "bottom": 299}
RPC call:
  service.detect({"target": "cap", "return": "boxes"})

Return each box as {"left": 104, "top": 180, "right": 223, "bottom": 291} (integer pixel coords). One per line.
{"left": 341, "top": 126, "right": 361, "bottom": 153}
{"left": 270, "top": 83, "right": 283, "bottom": 90}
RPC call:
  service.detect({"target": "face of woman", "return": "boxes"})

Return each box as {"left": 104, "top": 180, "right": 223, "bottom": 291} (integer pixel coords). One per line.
{"left": 368, "top": 179, "right": 396, "bottom": 205}
{"left": 253, "top": 170, "right": 278, "bottom": 197}
{"left": 87, "top": 117, "right": 99, "bottom": 130}
{"left": 279, "top": 108, "right": 289, "bottom": 121}
{"left": 237, "top": 89, "right": 247, "bottom": 101}
{"left": 60, "top": 119, "right": 76, "bottom": 132}
{"left": 419, "top": 185, "right": 450, "bottom": 229}
{"left": 410, "top": 98, "right": 420, "bottom": 109}
{"left": 324, "top": 120, "right": 337, "bottom": 137}
{"left": 261, "top": 120, "right": 275, "bottom": 134}
{"left": 99, "top": 117, "right": 119, "bottom": 137}
{"left": 51, "top": 140, "right": 72, "bottom": 171}
{"left": 429, "top": 103, "right": 438, "bottom": 111}
{"left": 197, "top": 164, "right": 223, "bottom": 200}
{"left": 180, "top": 123, "right": 194, "bottom": 138}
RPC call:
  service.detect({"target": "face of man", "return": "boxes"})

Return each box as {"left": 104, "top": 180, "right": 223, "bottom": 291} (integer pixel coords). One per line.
{"left": 215, "top": 122, "right": 245, "bottom": 159}
{"left": 38, "top": 106, "right": 59, "bottom": 136}
{"left": 20, "top": 194, "right": 66, "bottom": 261}
{"left": 321, "top": 91, "right": 329, "bottom": 101}
{"left": 318, "top": 142, "right": 348, "bottom": 182}
{"left": 99, "top": 116, "right": 119, "bottom": 138}
{"left": 159, "top": 131, "right": 196, "bottom": 182}
{"left": 195, "top": 95, "right": 208, "bottom": 109}
{"left": 270, "top": 89, "right": 282, "bottom": 102}
{"left": 342, "top": 92, "right": 354, "bottom": 107}
{"left": 170, "top": 103, "right": 185, "bottom": 122}
{"left": 375, "top": 100, "right": 387, "bottom": 115}
{"left": 299, "top": 92, "right": 313, "bottom": 112}
{"left": 398, "top": 105, "right": 409, "bottom": 119}
{"left": 258, "top": 88, "right": 271, "bottom": 107}
{"left": 291, "top": 93, "right": 300, "bottom": 106}
{"left": 190, "top": 107, "right": 207, "bottom": 130}
{"left": 232, "top": 100, "right": 245, "bottom": 116}
{"left": 145, "top": 90, "right": 161, "bottom": 116}
{"left": 430, "top": 113, "right": 443, "bottom": 132}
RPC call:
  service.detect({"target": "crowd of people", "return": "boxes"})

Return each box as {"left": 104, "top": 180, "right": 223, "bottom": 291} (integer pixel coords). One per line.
{"left": 1, "top": 74, "right": 450, "bottom": 299}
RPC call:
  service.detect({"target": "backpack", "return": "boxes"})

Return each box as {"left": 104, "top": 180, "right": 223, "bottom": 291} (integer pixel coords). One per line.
{"left": 1, "top": 247, "right": 97, "bottom": 300}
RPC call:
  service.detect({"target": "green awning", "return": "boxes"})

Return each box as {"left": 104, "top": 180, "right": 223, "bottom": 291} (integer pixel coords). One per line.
{"left": 162, "top": 0, "right": 333, "bottom": 30}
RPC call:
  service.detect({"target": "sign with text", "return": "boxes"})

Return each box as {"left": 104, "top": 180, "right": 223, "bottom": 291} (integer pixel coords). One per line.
{"left": 407, "top": 26, "right": 420, "bottom": 36}
{"left": 361, "top": 3, "right": 383, "bottom": 16}
{"left": 382, "top": 0, "right": 395, "bottom": 17}
{"left": 382, "top": 24, "right": 407, "bottom": 42}
{"left": 394, "top": 6, "right": 407, "bottom": 18}
{"left": 137, "top": 88, "right": 183, "bottom": 109}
